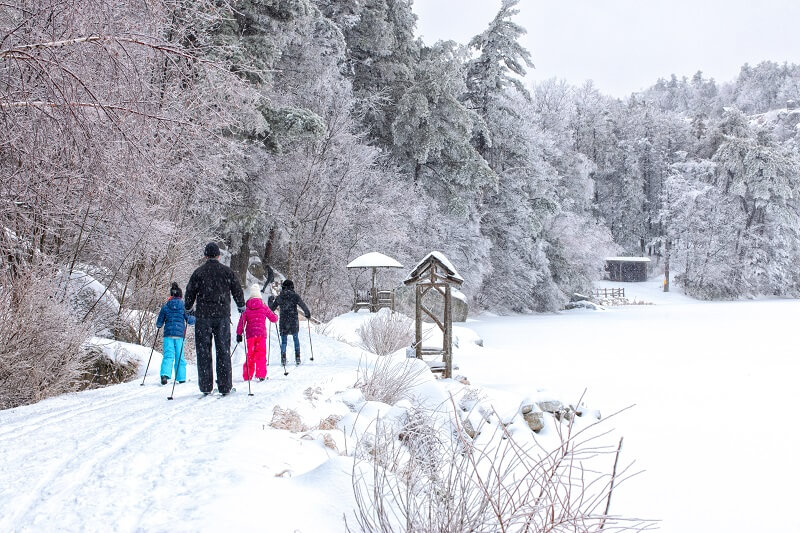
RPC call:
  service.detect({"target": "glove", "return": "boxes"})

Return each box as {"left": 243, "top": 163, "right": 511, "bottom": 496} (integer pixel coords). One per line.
{"left": 306, "top": 313, "right": 311, "bottom": 320}
{"left": 236, "top": 334, "right": 242, "bottom": 343}
{"left": 237, "top": 305, "right": 246, "bottom": 313}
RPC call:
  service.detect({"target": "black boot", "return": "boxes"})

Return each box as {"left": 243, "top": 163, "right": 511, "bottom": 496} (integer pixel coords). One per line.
{"left": 281, "top": 352, "right": 286, "bottom": 366}
{"left": 160, "top": 375, "right": 168, "bottom": 385}
{"left": 295, "top": 351, "right": 301, "bottom": 366}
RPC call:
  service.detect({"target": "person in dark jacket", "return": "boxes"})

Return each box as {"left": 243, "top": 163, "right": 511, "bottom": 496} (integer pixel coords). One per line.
{"left": 184, "top": 242, "right": 246, "bottom": 396}
{"left": 268, "top": 279, "right": 311, "bottom": 366}
{"left": 155, "top": 282, "right": 196, "bottom": 385}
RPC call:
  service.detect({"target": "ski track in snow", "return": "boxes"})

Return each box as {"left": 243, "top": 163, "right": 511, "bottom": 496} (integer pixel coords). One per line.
{"left": 0, "top": 337, "right": 358, "bottom": 533}
{"left": 0, "top": 387, "right": 148, "bottom": 440}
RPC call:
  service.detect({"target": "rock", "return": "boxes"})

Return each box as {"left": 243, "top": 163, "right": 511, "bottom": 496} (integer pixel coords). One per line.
{"left": 538, "top": 400, "right": 564, "bottom": 413}
{"left": 454, "top": 375, "right": 470, "bottom": 385}
{"left": 567, "top": 403, "right": 600, "bottom": 420}
{"left": 520, "top": 403, "right": 535, "bottom": 415}
{"left": 395, "top": 285, "right": 469, "bottom": 322}
{"left": 248, "top": 262, "right": 265, "bottom": 280}
{"left": 247, "top": 252, "right": 266, "bottom": 280}
{"left": 462, "top": 418, "right": 477, "bottom": 439}
{"left": 554, "top": 407, "right": 576, "bottom": 422}
{"left": 565, "top": 300, "right": 603, "bottom": 311}
{"left": 523, "top": 411, "right": 544, "bottom": 432}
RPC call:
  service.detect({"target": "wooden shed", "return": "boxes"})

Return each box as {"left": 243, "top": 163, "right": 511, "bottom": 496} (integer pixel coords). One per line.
{"left": 604, "top": 257, "right": 651, "bottom": 282}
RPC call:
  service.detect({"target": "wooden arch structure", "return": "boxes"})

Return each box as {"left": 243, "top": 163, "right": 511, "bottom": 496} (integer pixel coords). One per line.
{"left": 403, "top": 252, "right": 463, "bottom": 378}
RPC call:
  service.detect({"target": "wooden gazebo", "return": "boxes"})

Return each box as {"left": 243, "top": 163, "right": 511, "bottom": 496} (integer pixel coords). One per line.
{"left": 403, "top": 251, "right": 463, "bottom": 378}
{"left": 346, "top": 252, "right": 403, "bottom": 312}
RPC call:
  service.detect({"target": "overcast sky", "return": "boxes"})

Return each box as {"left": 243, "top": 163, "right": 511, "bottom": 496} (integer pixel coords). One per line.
{"left": 413, "top": 0, "right": 800, "bottom": 97}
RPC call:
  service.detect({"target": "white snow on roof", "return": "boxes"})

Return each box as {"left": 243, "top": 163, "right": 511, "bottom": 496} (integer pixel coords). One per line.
{"left": 604, "top": 257, "right": 651, "bottom": 263}
{"left": 346, "top": 251, "right": 403, "bottom": 269}
{"left": 409, "top": 251, "right": 464, "bottom": 282}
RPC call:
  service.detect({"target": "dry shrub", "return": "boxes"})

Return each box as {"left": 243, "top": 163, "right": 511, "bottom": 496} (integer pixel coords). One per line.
{"left": 78, "top": 345, "right": 139, "bottom": 390}
{"left": 356, "top": 310, "right": 414, "bottom": 356}
{"left": 354, "top": 356, "right": 427, "bottom": 405}
{"left": 348, "top": 402, "right": 654, "bottom": 533}
{"left": 270, "top": 405, "right": 308, "bottom": 433}
{"left": 322, "top": 433, "right": 339, "bottom": 452}
{"left": 0, "top": 267, "right": 92, "bottom": 409}
{"left": 317, "top": 414, "right": 343, "bottom": 431}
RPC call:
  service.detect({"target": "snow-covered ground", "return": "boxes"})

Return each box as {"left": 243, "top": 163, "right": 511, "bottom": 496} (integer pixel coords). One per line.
{"left": 466, "top": 280, "right": 800, "bottom": 533}
{"left": 1, "top": 282, "right": 798, "bottom": 532}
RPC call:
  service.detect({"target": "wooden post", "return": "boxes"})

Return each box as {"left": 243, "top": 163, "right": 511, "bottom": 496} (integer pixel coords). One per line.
{"left": 415, "top": 285, "right": 422, "bottom": 359}
{"left": 371, "top": 267, "right": 377, "bottom": 312}
{"left": 444, "top": 284, "right": 452, "bottom": 378}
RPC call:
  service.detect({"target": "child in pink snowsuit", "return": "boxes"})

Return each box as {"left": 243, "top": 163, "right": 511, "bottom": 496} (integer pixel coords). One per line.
{"left": 236, "top": 284, "right": 278, "bottom": 381}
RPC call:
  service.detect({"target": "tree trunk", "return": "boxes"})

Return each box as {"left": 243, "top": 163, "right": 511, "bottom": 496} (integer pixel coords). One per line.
{"left": 664, "top": 238, "right": 671, "bottom": 292}
{"left": 229, "top": 232, "right": 250, "bottom": 283}
{"left": 263, "top": 227, "right": 275, "bottom": 265}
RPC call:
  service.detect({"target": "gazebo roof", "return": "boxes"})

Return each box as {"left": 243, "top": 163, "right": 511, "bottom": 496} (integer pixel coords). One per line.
{"left": 346, "top": 252, "right": 403, "bottom": 269}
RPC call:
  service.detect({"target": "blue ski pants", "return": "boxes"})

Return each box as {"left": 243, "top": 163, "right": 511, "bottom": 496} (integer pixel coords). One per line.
{"left": 160, "top": 336, "right": 187, "bottom": 381}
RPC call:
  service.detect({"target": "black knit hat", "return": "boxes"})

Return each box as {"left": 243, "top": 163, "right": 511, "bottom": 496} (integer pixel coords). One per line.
{"left": 170, "top": 282, "right": 182, "bottom": 298}
{"left": 282, "top": 279, "right": 294, "bottom": 291}
{"left": 204, "top": 241, "right": 220, "bottom": 258}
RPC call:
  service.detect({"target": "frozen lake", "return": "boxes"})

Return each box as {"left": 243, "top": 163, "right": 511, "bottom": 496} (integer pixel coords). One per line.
{"left": 463, "top": 282, "right": 800, "bottom": 532}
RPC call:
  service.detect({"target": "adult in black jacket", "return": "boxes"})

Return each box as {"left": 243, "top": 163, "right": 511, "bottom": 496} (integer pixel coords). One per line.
{"left": 268, "top": 279, "right": 310, "bottom": 366}
{"left": 184, "top": 242, "right": 246, "bottom": 395}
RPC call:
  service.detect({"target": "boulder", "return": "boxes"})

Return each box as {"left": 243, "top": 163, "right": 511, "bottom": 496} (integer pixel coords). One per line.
{"left": 565, "top": 300, "right": 603, "bottom": 311}
{"left": 523, "top": 411, "right": 544, "bottom": 432}
{"left": 462, "top": 418, "right": 477, "bottom": 439}
{"left": 247, "top": 252, "right": 266, "bottom": 280}
{"left": 395, "top": 285, "right": 469, "bottom": 322}
{"left": 538, "top": 400, "right": 564, "bottom": 413}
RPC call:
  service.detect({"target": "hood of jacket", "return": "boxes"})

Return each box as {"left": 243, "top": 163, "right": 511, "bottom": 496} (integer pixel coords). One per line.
{"left": 166, "top": 297, "right": 184, "bottom": 310}
{"left": 246, "top": 297, "right": 265, "bottom": 310}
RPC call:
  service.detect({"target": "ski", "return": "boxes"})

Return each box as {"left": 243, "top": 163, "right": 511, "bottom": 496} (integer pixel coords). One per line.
{"left": 217, "top": 387, "right": 236, "bottom": 398}
{"left": 198, "top": 388, "right": 218, "bottom": 399}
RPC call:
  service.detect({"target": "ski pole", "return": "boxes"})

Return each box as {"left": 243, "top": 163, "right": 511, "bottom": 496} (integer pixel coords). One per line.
{"left": 245, "top": 337, "right": 254, "bottom": 396}
{"left": 167, "top": 323, "right": 188, "bottom": 400}
{"left": 140, "top": 327, "right": 161, "bottom": 386}
{"left": 307, "top": 320, "right": 314, "bottom": 362}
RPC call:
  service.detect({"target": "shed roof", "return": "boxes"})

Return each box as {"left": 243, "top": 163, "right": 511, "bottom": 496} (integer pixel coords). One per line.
{"left": 404, "top": 251, "right": 463, "bottom": 286}
{"left": 346, "top": 252, "right": 403, "bottom": 269}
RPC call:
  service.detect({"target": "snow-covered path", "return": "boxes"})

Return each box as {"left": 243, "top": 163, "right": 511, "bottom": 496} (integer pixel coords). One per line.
{"left": 0, "top": 334, "right": 363, "bottom": 533}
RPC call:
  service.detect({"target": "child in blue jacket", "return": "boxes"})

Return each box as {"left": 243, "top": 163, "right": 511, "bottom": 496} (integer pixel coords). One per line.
{"left": 155, "top": 282, "right": 196, "bottom": 385}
